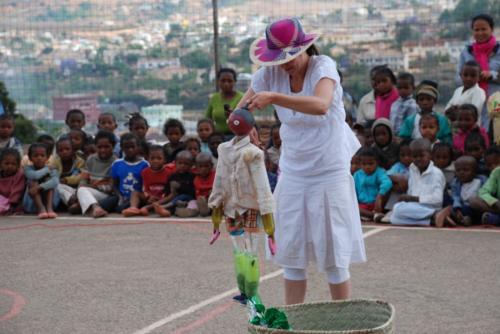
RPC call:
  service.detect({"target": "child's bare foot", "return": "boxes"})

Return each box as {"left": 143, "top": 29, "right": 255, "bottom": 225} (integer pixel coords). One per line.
{"left": 92, "top": 205, "right": 108, "bottom": 218}
{"left": 140, "top": 207, "right": 150, "bottom": 216}
{"left": 38, "top": 212, "right": 49, "bottom": 219}
{"left": 122, "top": 207, "right": 141, "bottom": 217}
{"left": 47, "top": 211, "right": 58, "bottom": 219}
{"left": 153, "top": 203, "right": 171, "bottom": 217}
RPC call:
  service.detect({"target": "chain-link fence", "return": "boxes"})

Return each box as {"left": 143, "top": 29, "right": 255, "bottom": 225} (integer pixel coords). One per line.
{"left": 0, "top": 0, "right": 498, "bottom": 139}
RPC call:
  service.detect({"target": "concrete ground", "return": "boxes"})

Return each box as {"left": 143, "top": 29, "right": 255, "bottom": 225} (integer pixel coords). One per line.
{"left": 0, "top": 215, "right": 499, "bottom": 334}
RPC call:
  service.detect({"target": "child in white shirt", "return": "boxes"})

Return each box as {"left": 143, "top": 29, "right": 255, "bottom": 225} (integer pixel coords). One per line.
{"left": 390, "top": 138, "right": 446, "bottom": 226}
{"left": 445, "top": 60, "right": 486, "bottom": 126}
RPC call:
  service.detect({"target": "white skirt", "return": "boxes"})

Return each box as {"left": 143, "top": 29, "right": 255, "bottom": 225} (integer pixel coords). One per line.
{"left": 272, "top": 171, "right": 366, "bottom": 271}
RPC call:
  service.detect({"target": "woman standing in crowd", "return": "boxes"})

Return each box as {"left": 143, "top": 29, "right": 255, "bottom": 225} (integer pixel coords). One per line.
{"left": 456, "top": 14, "right": 500, "bottom": 129}
{"left": 240, "top": 17, "right": 366, "bottom": 304}
{"left": 205, "top": 68, "right": 243, "bottom": 140}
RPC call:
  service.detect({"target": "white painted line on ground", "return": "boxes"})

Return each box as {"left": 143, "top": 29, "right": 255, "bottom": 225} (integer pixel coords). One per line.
{"left": 131, "top": 227, "right": 388, "bottom": 334}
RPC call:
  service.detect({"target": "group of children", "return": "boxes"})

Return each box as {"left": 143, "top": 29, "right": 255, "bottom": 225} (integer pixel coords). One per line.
{"left": 0, "top": 107, "right": 281, "bottom": 220}
{"left": 351, "top": 62, "right": 500, "bottom": 227}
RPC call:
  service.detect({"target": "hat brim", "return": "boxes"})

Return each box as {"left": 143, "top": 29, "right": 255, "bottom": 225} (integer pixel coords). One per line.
{"left": 249, "top": 33, "right": 320, "bottom": 67}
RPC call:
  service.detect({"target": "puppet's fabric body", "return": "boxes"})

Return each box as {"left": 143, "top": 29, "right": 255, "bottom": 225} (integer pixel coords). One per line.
{"left": 208, "top": 136, "right": 275, "bottom": 220}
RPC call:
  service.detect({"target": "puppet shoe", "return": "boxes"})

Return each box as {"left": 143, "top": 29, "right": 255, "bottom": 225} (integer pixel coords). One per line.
{"left": 123, "top": 207, "right": 141, "bottom": 217}
{"left": 232, "top": 293, "right": 247, "bottom": 305}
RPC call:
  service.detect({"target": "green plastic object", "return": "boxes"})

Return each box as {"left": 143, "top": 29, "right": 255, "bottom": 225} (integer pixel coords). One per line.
{"left": 234, "top": 251, "right": 246, "bottom": 294}
{"left": 248, "top": 296, "right": 290, "bottom": 330}
{"left": 243, "top": 253, "right": 260, "bottom": 298}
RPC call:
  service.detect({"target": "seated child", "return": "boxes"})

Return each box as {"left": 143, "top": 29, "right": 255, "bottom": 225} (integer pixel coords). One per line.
{"left": 65, "top": 109, "right": 93, "bottom": 142}
{"left": 371, "top": 118, "right": 398, "bottom": 169}
{"left": 384, "top": 141, "right": 413, "bottom": 212}
{"left": 185, "top": 137, "right": 201, "bottom": 159}
{"left": 351, "top": 151, "right": 362, "bottom": 175}
{"left": 23, "top": 143, "right": 59, "bottom": 219}
{"left": 445, "top": 60, "right": 486, "bottom": 127}
{"left": 453, "top": 104, "right": 489, "bottom": 154}
{"left": 111, "top": 133, "right": 149, "bottom": 213}
{"left": 390, "top": 72, "right": 418, "bottom": 134}
{"left": 439, "top": 156, "right": 486, "bottom": 226}
{"left": 197, "top": 118, "right": 215, "bottom": 154}
{"left": 390, "top": 138, "right": 446, "bottom": 226}
{"left": 469, "top": 159, "right": 500, "bottom": 226}
{"left": 399, "top": 81, "right": 452, "bottom": 144}
{"left": 21, "top": 134, "right": 55, "bottom": 167}
{"left": 122, "top": 145, "right": 171, "bottom": 217}
{"left": 0, "top": 114, "right": 23, "bottom": 157}
{"left": 176, "top": 152, "right": 216, "bottom": 218}
{"left": 432, "top": 143, "right": 455, "bottom": 185}
{"left": 484, "top": 145, "right": 500, "bottom": 173}
{"left": 464, "top": 132, "right": 488, "bottom": 176}
{"left": 97, "top": 112, "right": 120, "bottom": 157}
{"left": 163, "top": 118, "right": 186, "bottom": 163}
{"left": 208, "top": 132, "right": 224, "bottom": 165}
{"left": 127, "top": 113, "right": 149, "bottom": 142}
{"left": 52, "top": 137, "right": 85, "bottom": 210}
{"left": 419, "top": 114, "right": 440, "bottom": 148}
{"left": 69, "top": 129, "right": 87, "bottom": 159}
{"left": 353, "top": 148, "right": 392, "bottom": 221}
{"left": 0, "top": 148, "right": 25, "bottom": 215}
{"left": 82, "top": 136, "right": 96, "bottom": 160}
{"left": 153, "top": 150, "right": 195, "bottom": 217}
{"left": 257, "top": 124, "right": 272, "bottom": 149}
{"left": 267, "top": 124, "right": 281, "bottom": 168}
{"left": 75, "top": 131, "right": 117, "bottom": 218}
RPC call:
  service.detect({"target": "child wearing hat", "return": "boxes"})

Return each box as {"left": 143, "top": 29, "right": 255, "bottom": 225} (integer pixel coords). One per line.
{"left": 399, "top": 81, "right": 452, "bottom": 144}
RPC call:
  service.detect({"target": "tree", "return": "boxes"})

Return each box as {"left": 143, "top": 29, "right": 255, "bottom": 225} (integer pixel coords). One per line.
{"left": 181, "top": 50, "right": 211, "bottom": 69}
{"left": 14, "top": 114, "right": 37, "bottom": 144}
{"left": 0, "top": 81, "right": 16, "bottom": 115}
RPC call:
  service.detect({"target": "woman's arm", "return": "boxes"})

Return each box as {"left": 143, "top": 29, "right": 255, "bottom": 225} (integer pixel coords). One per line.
{"left": 246, "top": 78, "right": 335, "bottom": 116}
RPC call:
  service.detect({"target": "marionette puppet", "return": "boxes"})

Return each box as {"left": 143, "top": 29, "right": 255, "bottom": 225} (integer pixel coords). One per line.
{"left": 208, "top": 107, "right": 276, "bottom": 303}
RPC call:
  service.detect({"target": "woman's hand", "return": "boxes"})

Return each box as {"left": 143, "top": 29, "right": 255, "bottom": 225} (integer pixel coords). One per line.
{"left": 480, "top": 70, "right": 492, "bottom": 81}
{"left": 247, "top": 92, "right": 275, "bottom": 111}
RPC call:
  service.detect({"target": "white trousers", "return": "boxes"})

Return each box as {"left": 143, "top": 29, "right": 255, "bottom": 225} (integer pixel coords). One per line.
{"left": 57, "top": 184, "right": 76, "bottom": 205}
{"left": 391, "top": 202, "right": 437, "bottom": 226}
{"left": 76, "top": 187, "right": 109, "bottom": 214}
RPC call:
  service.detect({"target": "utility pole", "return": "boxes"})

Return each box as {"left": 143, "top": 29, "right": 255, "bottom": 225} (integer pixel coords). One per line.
{"left": 212, "top": 0, "right": 220, "bottom": 91}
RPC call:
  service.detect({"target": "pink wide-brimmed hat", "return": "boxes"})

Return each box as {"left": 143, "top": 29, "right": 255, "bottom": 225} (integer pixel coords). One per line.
{"left": 250, "top": 17, "right": 320, "bottom": 66}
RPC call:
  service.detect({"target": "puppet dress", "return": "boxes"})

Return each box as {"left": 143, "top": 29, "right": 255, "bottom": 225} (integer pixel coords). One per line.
{"left": 251, "top": 55, "right": 366, "bottom": 271}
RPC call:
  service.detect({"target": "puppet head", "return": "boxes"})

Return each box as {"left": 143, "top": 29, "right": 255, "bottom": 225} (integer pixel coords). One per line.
{"left": 228, "top": 107, "right": 255, "bottom": 136}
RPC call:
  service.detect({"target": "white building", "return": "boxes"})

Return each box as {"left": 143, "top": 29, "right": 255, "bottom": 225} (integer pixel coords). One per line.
{"left": 141, "top": 104, "right": 183, "bottom": 129}
{"left": 353, "top": 51, "right": 409, "bottom": 71}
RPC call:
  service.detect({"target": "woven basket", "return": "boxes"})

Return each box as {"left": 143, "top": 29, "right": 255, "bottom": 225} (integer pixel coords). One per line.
{"left": 248, "top": 299, "right": 394, "bottom": 334}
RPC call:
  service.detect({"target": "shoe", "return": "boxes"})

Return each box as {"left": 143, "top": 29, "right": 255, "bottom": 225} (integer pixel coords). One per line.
{"left": 481, "top": 212, "right": 500, "bottom": 226}
{"left": 153, "top": 203, "right": 171, "bottom": 217}
{"left": 381, "top": 211, "right": 392, "bottom": 223}
{"left": 122, "top": 207, "right": 141, "bottom": 217}
{"left": 373, "top": 213, "right": 385, "bottom": 224}
{"left": 461, "top": 216, "right": 472, "bottom": 226}
{"left": 232, "top": 293, "right": 247, "bottom": 305}
{"left": 68, "top": 203, "right": 82, "bottom": 215}
{"left": 140, "top": 207, "right": 149, "bottom": 216}
{"left": 434, "top": 206, "right": 452, "bottom": 228}
{"left": 197, "top": 197, "right": 210, "bottom": 216}
{"left": 175, "top": 207, "right": 199, "bottom": 218}
{"left": 176, "top": 200, "right": 187, "bottom": 208}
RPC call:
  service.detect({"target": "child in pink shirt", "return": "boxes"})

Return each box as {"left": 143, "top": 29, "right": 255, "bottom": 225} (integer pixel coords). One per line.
{"left": 0, "top": 148, "right": 25, "bottom": 214}
{"left": 453, "top": 104, "right": 489, "bottom": 153}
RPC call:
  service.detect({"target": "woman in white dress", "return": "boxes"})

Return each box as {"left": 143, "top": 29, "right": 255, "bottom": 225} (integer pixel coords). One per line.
{"left": 238, "top": 18, "right": 366, "bottom": 304}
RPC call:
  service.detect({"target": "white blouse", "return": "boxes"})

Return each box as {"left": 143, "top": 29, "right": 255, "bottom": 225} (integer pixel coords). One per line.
{"left": 251, "top": 55, "right": 359, "bottom": 177}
